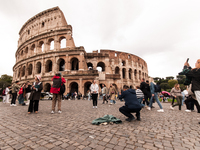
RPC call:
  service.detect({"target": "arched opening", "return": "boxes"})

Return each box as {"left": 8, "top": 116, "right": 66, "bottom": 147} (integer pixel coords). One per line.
{"left": 36, "top": 62, "right": 42, "bottom": 74}
{"left": 115, "top": 67, "right": 120, "bottom": 74}
{"left": 87, "top": 62, "right": 93, "bottom": 70}
{"left": 60, "top": 37, "right": 66, "bottom": 48}
{"left": 122, "top": 60, "right": 126, "bottom": 66}
{"left": 39, "top": 41, "right": 44, "bottom": 52}
{"left": 28, "top": 64, "right": 33, "bottom": 75}
{"left": 139, "top": 70, "right": 141, "bottom": 80}
{"left": 18, "top": 68, "right": 20, "bottom": 78}
{"left": 129, "top": 69, "right": 132, "bottom": 79}
{"left": 21, "top": 66, "right": 25, "bottom": 77}
{"left": 70, "top": 82, "right": 78, "bottom": 94}
{"left": 122, "top": 68, "right": 126, "bottom": 79}
{"left": 97, "top": 62, "right": 105, "bottom": 72}
{"left": 44, "top": 83, "right": 51, "bottom": 92}
{"left": 71, "top": 57, "right": 79, "bottom": 70}
{"left": 142, "top": 72, "right": 144, "bottom": 78}
{"left": 58, "top": 58, "right": 65, "bottom": 71}
{"left": 45, "top": 60, "right": 52, "bottom": 73}
{"left": 50, "top": 40, "right": 54, "bottom": 50}
{"left": 134, "top": 69, "right": 137, "bottom": 79}
{"left": 25, "top": 47, "right": 28, "bottom": 55}
{"left": 31, "top": 44, "right": 36, "bottom": 54}
{"left": 84, "top": 81, "right": 92, "bottom": 96}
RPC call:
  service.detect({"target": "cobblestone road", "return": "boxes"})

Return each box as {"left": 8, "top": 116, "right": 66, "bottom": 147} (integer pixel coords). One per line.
{"left": 0, "top": 99, "right": 200, "bottom": 150}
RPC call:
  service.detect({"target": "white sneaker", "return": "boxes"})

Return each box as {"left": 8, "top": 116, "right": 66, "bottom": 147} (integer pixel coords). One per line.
{"left": 13, "top": 104, "right": 17, "bottom": 106}
{"left": 110, "top": 103, "right": 113, "bottom": 105}
{"left": 96, "top": 106, "right": 97, "bottom": 108}
{"left": 157, "top": 109, "right": 164, "bottom": 112}
{"left": 170, "top": 106, "right": 174, "bottom": 110}
{"left": 147, "top": 107, "right": 151, "bottom": 110}
{"left": 10, "top": 104, "right": 13, "bottom": 106}
{"left": 93, "top": 106, "right": 95, "bottom": 108}
{"left": 51, "top": 110, "right": 54, "bottom": 114}
{"left": 185, "top": 109, "right": 191, "bottom": 112}
{"left": 58, "top": 110, "right": 62, "bottom": 114}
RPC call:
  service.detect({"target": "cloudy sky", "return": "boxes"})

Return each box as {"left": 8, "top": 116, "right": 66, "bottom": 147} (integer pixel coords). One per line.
{"left": 0, "top": 0, "right": 200, "bottom": 79}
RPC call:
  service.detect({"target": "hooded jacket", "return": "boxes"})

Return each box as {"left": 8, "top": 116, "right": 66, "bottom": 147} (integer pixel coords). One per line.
{"left": 50, "top": 76, "right": 66, "bottom": 94}
{"left": 118, "top": 89, "right": 142, "bottom": 109}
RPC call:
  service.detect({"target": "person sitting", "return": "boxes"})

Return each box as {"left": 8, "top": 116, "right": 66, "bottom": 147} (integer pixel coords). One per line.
{"left": 118, "top": 85, "right": 143, "bottom": 122}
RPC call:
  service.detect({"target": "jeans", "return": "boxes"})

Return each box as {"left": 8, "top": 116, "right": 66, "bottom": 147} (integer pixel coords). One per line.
{"left": 119, "top": 106, "right": 141, "bottom": 119}
{"left": 137, "top": 98, "right": 145, "bottom": 107}
{"left": 18, "top": 94, "right": 24, "bottom": 104}
{"left": 110, "top": 100, "right": 116, "bottom": 104}
{"left": 172, "top": 96, "right": 182, "bottom": 110}
{"left": 181, "top": 92, "right": 185, "bottom": 106}
{"left": 149, "top": 93, "right": 163, "bottom": 109}
{"left": 52, "top": 94, "right": 61, "bottom": 111}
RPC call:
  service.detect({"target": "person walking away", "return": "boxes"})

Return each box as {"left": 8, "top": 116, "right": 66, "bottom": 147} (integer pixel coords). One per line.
{"left": 50, "top": 73, "right": 66, "bottom": 114}
{"left": 11, "top": 81, "right": 20, "bottom": 106}
{"left": 18, "top": 83, "right": 26, "bottom": 105}
{"left": 136, "top": 86, "right": 145, "bottom": 107}
{"left": 147, "top": 82, "right": 164, "bottom": 112}
{"left": 90, "top": 80, "right": 99, "bottom": 108}
{"left": 119, "top": 85, "right": 142, "bottom": 122}
{"left": 140, "top": 78, "right": 150, "bottom": 106}
{"left": 170, "top": 84, "right": 183, "bottom": 110}
{"left": 109, "top": 84, "right": 117, "bottom": 104}
{"left": 25, "top": 81, "right": 32, "bottom": 105}
{"left": 28, "top": 75, "right": 43, "bottom": 114}
{"left": 102, "top": 84, "right": 108, "bottom": 104}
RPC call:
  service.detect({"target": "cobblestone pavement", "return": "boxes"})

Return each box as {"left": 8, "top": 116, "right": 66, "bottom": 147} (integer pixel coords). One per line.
{"left": 0, "top": 99, "right": 200, "bottom": 150}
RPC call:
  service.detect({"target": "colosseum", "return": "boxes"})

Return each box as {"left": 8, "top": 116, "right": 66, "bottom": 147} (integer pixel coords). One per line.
{"left": 13, "top": 6, "right": 149, "bottom": 96}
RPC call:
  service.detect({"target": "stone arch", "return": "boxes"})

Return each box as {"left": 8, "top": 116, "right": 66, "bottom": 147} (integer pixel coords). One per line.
{"left": 59, "top": 36, "right": 66, "bottom": 48}
{"left": 97, "top": 62, "right": 105, "bottom": 72}
{"left": 134, "top": 69, "right": 137, "bottom": 79}
{"left": 129, "top": 68, "right": 132, "bottom": 79}
{"left": 18, "top": 68, "right": 21, "bottom": 78}
{"left": 70, "top": 82, "right": 78, "bottom": 93}
{"left": 71, "top": 57, "right": 79, "bottom": 70}
{"left": 28, "top": 64, "right": 33, "bottom": 75}
{"left": 45, "top": 60, "right": 53, "bottom": 73}
{"left": 25, "top": 47, "right": 28, "bottom": 57}
{"left": 87, "top": 62, "right": 93, "bottom": 70}
{"left": 44, "top": 83, "right": 51, "bottom": 92}
{"left": 142, "top": 72, "right": 144, "bottom": 78}
{"left": 122, "top": 60, "right": 126, "bottom": 66}
{"left": 84, "top": 81, "right": 92, "bottom": 96}
{"left": 38, "top": 41, "right": 44, "bottom": 52}
{"left": 30, "top": 44, "right": 36, "bottom": 54}
{"left": 48, "top": 38, "right": 54, "bottom": 50}
{"left": 21, "top": 66, "right": 25, "bottom": 77}
{"left": 122, "top": 68, "right": 126, "bottom": 79}
{"left": 115, "top": 66, "right": 120, "bottom": 74}
{"left": 57, "top": 58, "right": 65, "bottom": 71}
{"left": 36, "top": 62, "right": 42, "bottom": 74}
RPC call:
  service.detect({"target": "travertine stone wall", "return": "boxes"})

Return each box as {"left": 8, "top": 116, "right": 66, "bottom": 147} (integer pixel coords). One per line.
{"left": 13, "top": 7, "right": 149, "bottom": 95}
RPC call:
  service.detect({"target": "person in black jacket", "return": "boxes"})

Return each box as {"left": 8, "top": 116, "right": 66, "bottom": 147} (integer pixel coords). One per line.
{"left": 140, "top": 78, "right": 150, "bottom": 106}
{"left": 118, "top": 85, "right": 143, "bottom": 122}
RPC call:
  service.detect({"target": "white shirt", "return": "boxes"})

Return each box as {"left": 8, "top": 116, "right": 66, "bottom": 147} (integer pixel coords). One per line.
{"left": 90, "top": 83, "right": 99, "bottom": 94}
{"left": 5, "top": 87, "right": 10, "bottom": 95}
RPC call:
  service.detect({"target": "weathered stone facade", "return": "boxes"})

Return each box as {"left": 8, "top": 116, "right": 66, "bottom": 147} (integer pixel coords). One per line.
{"left": 13, "top": 6, "right": 148, "bottom": 95}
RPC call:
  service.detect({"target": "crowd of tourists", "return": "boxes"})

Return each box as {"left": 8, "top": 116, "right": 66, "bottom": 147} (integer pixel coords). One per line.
{"left": 1, "top": 59, "right": 200, "bottom": 124}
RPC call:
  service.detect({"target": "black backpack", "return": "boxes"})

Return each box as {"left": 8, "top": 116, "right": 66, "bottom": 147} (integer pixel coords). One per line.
{"left": 59, "top": 78, "right": 65, "bottom": 94}
{"left": 154, "top": 84, "right": 161, "bottom": 92}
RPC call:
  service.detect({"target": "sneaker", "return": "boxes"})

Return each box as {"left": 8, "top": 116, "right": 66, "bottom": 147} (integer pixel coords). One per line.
{"left": 58, "top": 110, "right": 62, "bottom": 114}
{"left": 93, "top": 106, "right": 95, "bottom": 108}
{"left": 110, "top": 103, "right": 113, "bottom": 105}
{"left": 185, "top": 109, "right": 191, "bottom": 112}
{"left": 147, "top": 107, "right": 151, "bottom": 110}
{"left": 13, "top": 104, "right": 17, "bottom": 106}
{"left": 51, "top": 110, "right": 54, "bottom": 114}
{"left": 125, "top": 117, "right": 135, "bottom": 122}
{"left": 157, "top": 109, "right": 164, "bottom": 112}
{"left": 170, "top": 106, "right": 174, "bottom": 110}
{"left": 10, "top": 104, "right": 13, "bottom": 106}
{"left": 95, "top": 106, "right": 97, "bottom": 108}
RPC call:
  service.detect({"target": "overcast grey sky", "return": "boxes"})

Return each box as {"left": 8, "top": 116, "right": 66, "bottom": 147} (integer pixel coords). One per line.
{"left": 0, "top": 0, "right": 200, "bottom": 79}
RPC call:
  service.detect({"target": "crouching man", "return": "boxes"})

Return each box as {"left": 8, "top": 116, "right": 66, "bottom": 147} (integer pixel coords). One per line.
{"left": 119, "top": 85, "right": 142, "bottom": 122}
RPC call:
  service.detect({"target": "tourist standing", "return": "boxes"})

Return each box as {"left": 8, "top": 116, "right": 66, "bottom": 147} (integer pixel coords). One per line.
{"left": 109, "top": 84, "right": 117, "bottom": 104}
{"left": 140, "top": 78, "right": 150, "bottom": 106}
{"left": 5, "top": 85, "right": 11, "bottom": 103}
{"left": 50, "top": 73, "right": 66, "bottom": 114}
{"left": 25, "top": 81, "right": 32, "bottom": 105}
{"left": 147, "top": 82, "right": 164, "bottom": 112}
{"left": 11, "top": 81, "right": 20, "bottom": 106}
{"left": 2, "top": 88, "right": 6, "bottom": 103}
{"left": 90, "top": 80, "right": 99, "bottom": 108}
{"left": 18, "top": 83, "right": 26, "bottom": 105}
{"left": 28, "top": 75, "right": 43, "bottom": 114}
{"left": 102, "top": 84, "right": 108, "bottom": 104}
{"left": 170, "top": 84, "right": 183, "bottom": 110}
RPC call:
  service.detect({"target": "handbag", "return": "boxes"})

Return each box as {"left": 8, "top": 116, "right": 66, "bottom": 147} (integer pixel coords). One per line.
{"left": 18, "top": 87, "right": 23, "bottom": 95}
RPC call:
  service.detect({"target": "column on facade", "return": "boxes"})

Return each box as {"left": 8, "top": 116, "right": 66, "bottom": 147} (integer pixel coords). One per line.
{"left": 65, "top": 54, "right": 69, "bottom": 71}
{"left": 79, "top": 52, "right": 84, "bottom": 71}
{"left": 53, "top": 56, "right": 56, "bottom": 74}
{"left": 32, "top": 60, "right": 35, "bottom": 77}
{"left": 54, "top": 36, "right": 60, "bottom": 51}
{"left": 25, "top": 62, "right": 28, "bottom": 79}
{"left": 41, "top": 58, "right": 45, "bottom": 75}
{"left": 44, "top": 39, "right": 49, "bottom": 52}
{"left": 79, "top": 78, "right": 83, "bottom": 95}
{"left": 65, "top": 79, "right": 68, "bottom": 94}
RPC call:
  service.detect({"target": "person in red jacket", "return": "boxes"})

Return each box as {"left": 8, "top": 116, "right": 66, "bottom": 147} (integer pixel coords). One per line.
{"left": 50, "top": 73, "right": 66, "bottom": 114}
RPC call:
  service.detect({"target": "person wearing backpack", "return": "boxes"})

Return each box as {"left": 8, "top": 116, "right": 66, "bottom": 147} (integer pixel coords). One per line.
{"left": 50, "top": 73, "right": 66, "bottom": 114}
{"left": 147, "top": 82, "right": 164, "bottom": 112}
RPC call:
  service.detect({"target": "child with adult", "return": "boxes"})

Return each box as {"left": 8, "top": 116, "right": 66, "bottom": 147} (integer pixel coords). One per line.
{"left": 28, "top": 75, "right": 43, "bottom": 114}
{"left": 118, "top": 85, "right": 142, "bottom": 122}
{"left": 90, "top": 80, "right": 99, "bottom": 108}
{"left": 170, "top": 84, "right": 183, "bottom": 110}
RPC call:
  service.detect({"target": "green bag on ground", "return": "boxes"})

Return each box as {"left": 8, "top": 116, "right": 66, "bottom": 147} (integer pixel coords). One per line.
{"left": 92, "top": 115, "right": 122, "bottom": 125}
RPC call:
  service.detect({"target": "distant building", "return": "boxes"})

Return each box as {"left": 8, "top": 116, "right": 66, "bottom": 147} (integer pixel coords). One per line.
{"left": 13, "top": 7, "right": 149, "bottom": 95}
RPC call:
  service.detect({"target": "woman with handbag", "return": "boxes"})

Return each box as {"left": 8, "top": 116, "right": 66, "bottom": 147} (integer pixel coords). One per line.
{"left": 18, "top": 83, "right": 26, "bottom": 105}
{"left": 28, "top": 75, "right": 43, "bottom": 114}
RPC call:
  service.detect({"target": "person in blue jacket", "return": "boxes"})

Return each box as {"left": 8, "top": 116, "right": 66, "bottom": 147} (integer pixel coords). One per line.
{"left": 118, "top": 85, "right": 142, "bottom": 122}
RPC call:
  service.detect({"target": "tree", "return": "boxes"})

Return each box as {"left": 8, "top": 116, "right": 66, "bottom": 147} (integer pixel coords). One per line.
{"left": 0, "top": 74, "right": 12, "bottom": 94}
{"left": 160, "top": 83, "right": 170, "bottom": 91}
{"left": 166, "top": 76, "right": 174, "bottom": 80}
{"left": 168, "top": 79, "right": 178, "bottom": 88}
{"left": 176, "top": 75, "right": 186, "bottom": 84}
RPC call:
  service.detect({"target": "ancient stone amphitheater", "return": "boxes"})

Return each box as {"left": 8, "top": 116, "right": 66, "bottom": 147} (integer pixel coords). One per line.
{"left": 13, "top": 6, "right": 148, "bottom": 95}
